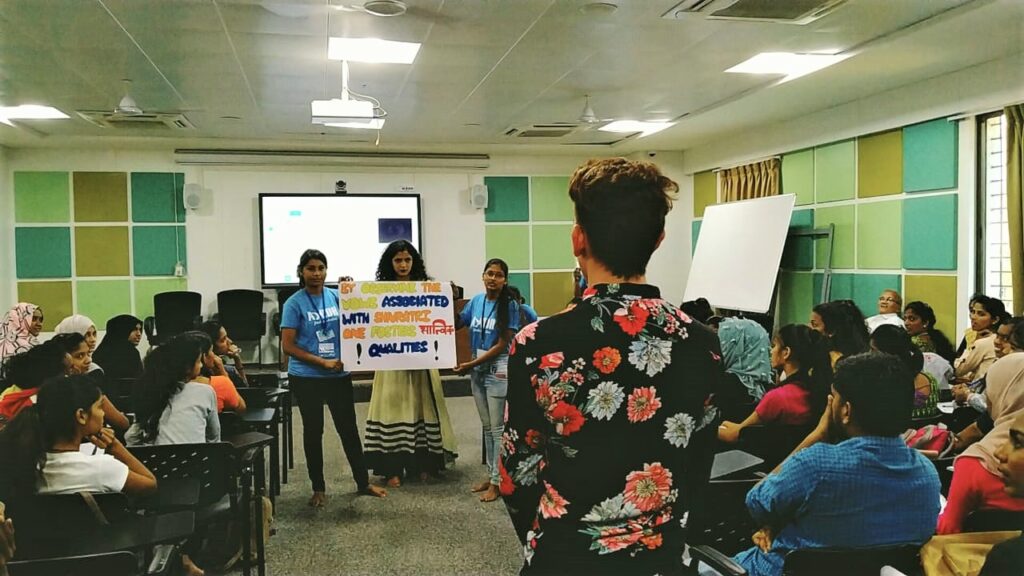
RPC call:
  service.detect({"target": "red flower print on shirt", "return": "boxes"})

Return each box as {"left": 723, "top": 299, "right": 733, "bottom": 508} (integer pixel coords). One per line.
{"left": 535, "top": 381, "right": 566, "bottom": 410}
{"left": 539, "top": 352, "right": 565, "bottom": 370}
{"left": 640, "top": 533, "right": 663, "bottom": 550}
{"left": 626, "top": 387, "right": 662, "bottom": 423}
{"left": 593, "top": 347, "right": 622, "bottom": 374}
{"left": 583, "top": 286, "right": 598, "bottom": 300}
{"left": 499, "top": 460, "right": 515, "bottom": 495}
{"left": 525, "top": 429, "right": 545, "bottom": 449}
{"left": 597, "top": 531, "right": 644, "bottom": 553}
{"left": 624, "top": 463, "right": 673, "bottom": 512}
{"left": 539, "top": 481, "right": 570, "bottom": 519}
{"left": 515, "top": 322, "right": 538, "bottom": 345}
{"left": 548, "top": 401, "right": 586, "bottom": 436}
{"left": 613, "top": 303, "right": 650, "bottom": 336}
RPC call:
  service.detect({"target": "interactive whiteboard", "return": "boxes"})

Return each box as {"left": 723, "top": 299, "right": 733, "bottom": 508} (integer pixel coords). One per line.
{"left": 683, "top": 194, "right": 795, "bottom": 313}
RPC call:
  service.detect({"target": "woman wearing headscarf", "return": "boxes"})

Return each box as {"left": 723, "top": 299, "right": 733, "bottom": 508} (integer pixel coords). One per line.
{"left": 715, "top": 317, "right": 773, "bottom": 422}
{"left": 92, "top": 315, "right": 144, "bottom": 381}
{"left": 0, "top": 303, "right": 43, "bottom": 365}
{"left": 54, "top": 314, "right": 102, "bottom": 373}
{"left": 938, "top": 353, "right": 1024, "bottom": 534}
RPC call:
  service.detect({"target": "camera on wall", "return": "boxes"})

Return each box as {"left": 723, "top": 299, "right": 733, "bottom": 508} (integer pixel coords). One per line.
{"left": 335, "top": 180, "right": 348, "bottom": 194}
{"left": 646, "top": 151, "right": 657, "bottom": 158}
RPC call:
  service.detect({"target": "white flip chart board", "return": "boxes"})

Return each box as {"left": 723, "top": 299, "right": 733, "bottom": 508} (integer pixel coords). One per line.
{"left": 683, "top": 194, "right": 796, "bottom": 314}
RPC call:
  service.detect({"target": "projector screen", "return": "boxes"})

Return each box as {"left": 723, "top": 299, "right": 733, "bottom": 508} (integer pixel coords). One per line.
{"left": 259, "top": 194, "right": 422, "bottom": 287}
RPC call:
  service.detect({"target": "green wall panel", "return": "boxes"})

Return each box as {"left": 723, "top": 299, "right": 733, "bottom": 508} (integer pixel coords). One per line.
{"left": 814, "top": 205, "right": 855, "bottom": 269}
{"left": 781, "top": 209, "right": 815, "bottom": 270}
{"left": 132, "top": 226, "right": 187, "bottom": 276}
{"left": 691, "top": 220, "right": 702, "bottom": 255}
{"left": 814, "top": 273, "right": 854, "bottom": 304}
{"left": 856, "top": 200, "right": 902, "bottom": 269}
{"left": 508, "top": 272, "right": 532, "bottom": 306}
{"left": 903, "top": 194, "right": 957, "bottom": 270}
{"left": 76, "top": 280, "right": 132, "bottom": 327}
{"left": 17, "top": 281, "right": 72, "bottom": 332}
{"left": 134, "top": 278, "right": 188, "bottom": 321}
{"left": 533, "top": 271, "right": 575, "bottom": 317}
{"left": 530, "top": 176, "right": 572, "bottom": 221}
{"left": 531, "top": 224, "right": 575, "bottom": 270}
{"left": 857, "top": 130, "right": 902, "bottom": 198}
{"left": 75, "top": 226, "right": 130, "bottom": 277}
{"left": 903, "top": 119, "right": 958, "bottom": 192}
{"left": 693, "top": 171, "right": 717, "bottom": 217}
{"left": 14, "top": 171, "right": 70, "bottom": 223}
{"left": 778, "top": 272, "right": 815, "bottom": 327}
{"left": 73, "top": 172, "right": 128, "bottom": 222}
{"left": 484, "top": 225, "right": 530, "bottom": 270}
{"left": 814, "top": 140, "right": 856, "bottom": 203}
{"left": 781, "top": 149, "right": 814, "bottom": 206}
{"left": 15, "top": 227, "right": 71, "bottom": 278}
{"left": 852, "top": 274, "right": 902, "bottom": 320}
{"left": 131, "top": 172, "right": 185, "bottom": 223}
{"left": 905, "top": 275, "right": 958, "bottom": 337}
{"left": 484, "top": 176, "right": 529, "bottom": 222}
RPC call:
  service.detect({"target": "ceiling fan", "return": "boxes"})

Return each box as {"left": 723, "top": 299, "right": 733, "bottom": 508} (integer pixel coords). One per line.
{"left": 260, "top": 0, "right": 453, "bottom": 23}
{"left": 577, "top": 95, "right": 613, "bottom": 125}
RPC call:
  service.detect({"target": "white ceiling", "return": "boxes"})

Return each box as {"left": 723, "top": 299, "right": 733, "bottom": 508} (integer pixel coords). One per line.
{"left": 0, "top": 0, "right": 1020, "bottom": 154}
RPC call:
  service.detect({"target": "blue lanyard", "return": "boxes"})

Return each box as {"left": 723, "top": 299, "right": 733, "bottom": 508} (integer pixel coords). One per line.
{"left": 305, "top": 289, "right": 329, "bottom": 332}
{"left": 477, "top": 297, "right": 497, "bottom": 345}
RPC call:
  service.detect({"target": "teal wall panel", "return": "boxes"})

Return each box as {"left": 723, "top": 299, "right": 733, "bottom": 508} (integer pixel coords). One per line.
{"left": 903, "top": 195, "right": 957, "bottom": 270}
{"left": 483, "top": 176, "right": 530, "bottom": 222}
{"left": 16, "top": 227, "right": 72, "bottom": 278}
{"left": 903, "top": 119, "right": 958, "bottom": 192}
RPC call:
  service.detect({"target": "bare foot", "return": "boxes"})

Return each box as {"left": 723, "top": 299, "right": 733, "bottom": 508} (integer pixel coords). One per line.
{"left": 387, "top": 476, "right": 402, "bottom": 488}
{"left": 471, "top": 480, "right": 490, "bottom": 493}
{"left": 308, "top": 491, "right": 327, "bottom": 508}
{"left": 479, "top": 484, "right": 500, "bottom": 502}
{"left": 362, "top": 484, "right": 387, "bottom": 498}
{"left": 182, "top": 554, "right": 205, "bottom": 576}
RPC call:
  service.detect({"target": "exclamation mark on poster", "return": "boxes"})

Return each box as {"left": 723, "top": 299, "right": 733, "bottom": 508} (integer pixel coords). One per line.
{"left": 356, "top": 343, "right": 363, "bottom": 365}
{"left": 433, "top": 340, "right": 439, "bottom": 361}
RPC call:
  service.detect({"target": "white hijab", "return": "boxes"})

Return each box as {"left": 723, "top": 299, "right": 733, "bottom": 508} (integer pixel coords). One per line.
{"left": 54, "top": 314, "right": 95, "bottom": 337}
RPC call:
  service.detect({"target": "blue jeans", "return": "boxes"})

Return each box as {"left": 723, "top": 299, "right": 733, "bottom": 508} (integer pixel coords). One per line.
{"left": 471, "top": 354, "right": 508, "bottom": 485}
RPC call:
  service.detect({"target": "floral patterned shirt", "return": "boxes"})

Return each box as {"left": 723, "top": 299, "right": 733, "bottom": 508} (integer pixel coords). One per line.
{"left": 500, "top": 283, "right": 720, "bottom": 574}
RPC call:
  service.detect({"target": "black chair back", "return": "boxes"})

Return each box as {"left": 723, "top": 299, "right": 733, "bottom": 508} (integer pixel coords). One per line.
{"left": 782, "top": 544, "right": 921, "bottom": 575}
{"left": 152, "top": 291, "right": 202, "bottom": 343}
{"left": 7, "top": 550, "right": 139, "bottom": 576}
{"left": 217, "top": 289, "right": 266, "bottom": 342}
{"left": 737, "top": 424, "right": 814, "bottom": 471}
{"left": 687, "top": 478, "right": 759, "bottom": 557}
{"left": 128, "top": 442, "right": 235, "bottom": 507}
{"left": 964, "top": 509, "right": 1024, "bottom": 532}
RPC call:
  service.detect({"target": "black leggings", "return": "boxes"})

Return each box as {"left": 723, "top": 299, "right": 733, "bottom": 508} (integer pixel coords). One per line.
{"left": 290, "top": 374, "right": 369, "bottom": 492}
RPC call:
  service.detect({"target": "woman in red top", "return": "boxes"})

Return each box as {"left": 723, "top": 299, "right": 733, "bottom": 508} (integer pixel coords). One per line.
{"left": 719, "top": 324, "right": 833, "bottom": 442}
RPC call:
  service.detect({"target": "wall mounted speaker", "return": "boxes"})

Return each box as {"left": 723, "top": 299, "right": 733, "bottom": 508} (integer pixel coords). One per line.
{"left": 183, "top": 183, "right": 202, "bottom": 210}
{"left": 470, "top": 184, "right": 488, "bottom": 209}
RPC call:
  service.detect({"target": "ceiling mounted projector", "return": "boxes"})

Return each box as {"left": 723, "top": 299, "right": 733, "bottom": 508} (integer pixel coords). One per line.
{"left": 311, "top": 98, "right": 375, "bottom": 124}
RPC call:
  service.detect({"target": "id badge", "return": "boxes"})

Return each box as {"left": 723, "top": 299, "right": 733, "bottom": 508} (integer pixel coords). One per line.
{"left": 317, "top": 329, "right": 336, "bottom": 357}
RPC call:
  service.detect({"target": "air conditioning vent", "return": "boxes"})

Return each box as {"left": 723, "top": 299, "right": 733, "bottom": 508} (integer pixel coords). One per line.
{"left": 76, "top": 110, "right": 196, "bottom": 130}
{"left": 504, "top": 123, "right": 580, "bottom": 138}
{"left": 663, "top": 0, "right": 847, "bottom": 24}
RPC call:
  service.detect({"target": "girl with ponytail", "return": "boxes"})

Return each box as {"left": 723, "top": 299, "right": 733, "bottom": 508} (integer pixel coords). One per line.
{"left": 870, "top": 325, "right": 938, "bottom": 419}
{"left": 454, "top": 258, "right": 521, "bottom": 502}
{"left": 719, "top": 324, "right": 833, "bottom": 443}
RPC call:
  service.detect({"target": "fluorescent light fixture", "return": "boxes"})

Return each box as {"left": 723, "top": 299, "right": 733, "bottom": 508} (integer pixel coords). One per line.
{"left": 0, "top": 105, "right": 69, "bottom": 119}
{"left": 328, "top": 37, "right": 420, "bottom": 64}
{"left": 325, "top": 118, "right": 386, "bottom": 130}
{"left": 599, "top": 120, "right": 674, "bottom": 137}
{"left": 726, "top": 52, "right": 850, "bottom": 81}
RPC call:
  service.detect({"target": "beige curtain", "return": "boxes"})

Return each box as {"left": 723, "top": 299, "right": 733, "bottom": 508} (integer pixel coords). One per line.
{"left": 1007, "top": 105, "right": 1024, "bottom": 315}
{"left": 720, "top": 158, "right": 780, "bottom": 202}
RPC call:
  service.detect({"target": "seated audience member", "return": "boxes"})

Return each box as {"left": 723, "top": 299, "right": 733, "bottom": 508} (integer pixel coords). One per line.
{"left": 810, "top": 300, "right": 870, "bottom": 368}
{"left": 0, "top": 303, "right": 43, "bottom": 366}
{"left": 508, "top": 286, "right": 539, "bottom": 325}
{"left": 183, "top": 331, "right": 245, "bottom": 413}
{"left": 979, "top": 409, "right": 1024, "bottom": 575}
{"left": 714, "top": 317, "right": 773, "bottom": 421}
{"left": 954, "top": 294, "right": 1007, "bottom": 384}
{"left": 200, "top": 320, "right": 248, "bottom": 389}
{"left": 126, "top": 334, "right": 220, "bottom": 446}
{"left": 501, "top": 158, "right": 719, "bottom": 576}
{"left": 870, "top": 325, "right": 939, "bottom": 419}
{"left": 904, "top": 301, "right": 957, "bottom": 363}
{"left": 92, "top": 314, "right": 144, "bottom": 381}
{"left": 719, "top": 324, "right": 832, "bottom": 442}
{"left": 0, "top": 504, "right": 12, "bottom": 568}
{"left": 953, "top": 316, "right": 1022, "bottom": 415}
{"left": 0, "top": 342, "right": 67, "bottom": 428}
{"left": 51, "top": 333, "right": 129, "bottom": 431}
{"left": 733, "top": 352, "right": 940, "bottom": 576}
{"left": 54, "top": 314, "right": 102, "bottom": 373}
{"left": 938, "top": 353, "right": 1024, "bottom": 534}
{"left": 865, "top": 289, "right": 905, "bottom": 334}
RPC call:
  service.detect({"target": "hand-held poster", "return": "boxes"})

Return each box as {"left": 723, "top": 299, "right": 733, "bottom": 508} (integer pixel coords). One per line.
{"left": 338, "top": 281, "right": 456, "bottom": 370}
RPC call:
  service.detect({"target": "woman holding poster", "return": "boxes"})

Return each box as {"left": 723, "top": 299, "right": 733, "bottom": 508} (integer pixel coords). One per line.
{"left": 364, "top": 240, "right": 458, "bottom": 487}
{"left": 281, "top": 249, "right": 387, "bottom": 508}
{"left": 454, "top": 258, "right": 521, "bottom": 503}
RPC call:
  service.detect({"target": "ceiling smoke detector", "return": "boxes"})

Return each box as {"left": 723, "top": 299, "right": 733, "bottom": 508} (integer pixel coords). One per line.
{"left": 363, "top": 0, "right": 407, "bottom": 17}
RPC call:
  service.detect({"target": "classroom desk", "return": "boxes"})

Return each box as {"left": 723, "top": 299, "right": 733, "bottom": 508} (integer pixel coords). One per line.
{"left": 229, "top": 431, "right": 273, "bottom": 576}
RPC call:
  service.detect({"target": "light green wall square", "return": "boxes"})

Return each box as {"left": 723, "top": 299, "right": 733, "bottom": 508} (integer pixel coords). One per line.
{"left": 77, "top": 280, "right": 131, "bottom": 327}
{"left": 73, "top": 172, "right": 128, "bottom": 222}
{"left": 485, "top": 225, "right": 530, "bottom": 270}
{"left": 484, "top": 176, "right": 530, "bottom": 222}
{"left": 781, "top": 150, "right": 814, "bottom": 206}
{"left": 693, "top": 171, "right": 717, "bottom": 217}
{"left": 17, "top": 281, "right": 72, "bottom": 332}
{"left": 814, "top": 205, "right": 855, "bottom": 269}
{"left": 14, "top": 172, "right": 70, "bottom": 222}
{"left": 75, "top": 227, "right": 130, "bottom": 277}
{"left": 814, "top": 140, "right": 856, "bottom": 203}
{"left": 856, "top": 200, "right": 902, "bottom": 269}
{"left": 903, "top": 119, "right": 958, "bottom": 192}
{"left": 16, "top": 227, "right": 71, "bottom": 278}
{"left": 134, "top": 278, "right": 188, "bottom": 321}
{"left": 132, "top": 172, "right": 186, "bottom": 223}
{"left": 531, "top": 224, "right": 575, "bottom": 270}
{"left": 778, "top": 272, "right": 814, "bottom": 327}
{"left": 530, "top": 176, "right": 572, "bottom": 221}
{"left": 133, "top": 226, "right": 187, "bottom": 276}
{"left": 508, "top": 272, "right": 531, "bottom": 306}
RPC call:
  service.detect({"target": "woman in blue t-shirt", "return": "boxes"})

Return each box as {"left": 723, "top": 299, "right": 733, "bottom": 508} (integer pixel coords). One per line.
{"left": 454, "top": 258, "right": 520, "bottom": 502}
{"left": 281, "top": 249, "right": 386, "bottom": 508}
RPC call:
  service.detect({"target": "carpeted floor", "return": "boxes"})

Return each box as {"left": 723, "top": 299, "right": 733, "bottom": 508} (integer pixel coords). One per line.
{"left": 262, "top": 396, "right": 524, "bottom": 576}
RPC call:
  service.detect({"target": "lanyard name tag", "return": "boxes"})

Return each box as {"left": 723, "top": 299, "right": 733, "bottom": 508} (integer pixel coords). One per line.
{"left": 317, "top": 328, "right": 336, "bottom": 357}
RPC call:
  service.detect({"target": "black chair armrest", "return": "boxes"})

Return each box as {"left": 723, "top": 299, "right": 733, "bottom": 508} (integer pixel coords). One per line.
{"left": 691, "top": 544, "right": 748, "bottom": 576}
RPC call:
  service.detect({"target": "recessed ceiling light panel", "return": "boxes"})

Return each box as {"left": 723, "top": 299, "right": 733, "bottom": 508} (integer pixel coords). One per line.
{"left": 726, "top": 52, "right": 850, "bottom": 81}
{"left": 0, "top": 104, "right": 69, "bottom": 119}
{"left": 328, "top": 37, "right": 421, "bottom": 64}
{"left": 599, "top": 120, "right": 674, "bottom": 137}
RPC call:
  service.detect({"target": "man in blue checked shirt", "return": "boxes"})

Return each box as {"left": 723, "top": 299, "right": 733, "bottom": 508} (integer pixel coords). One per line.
{"left": 734, "top": 352, "right": 941, "bottom": 576}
